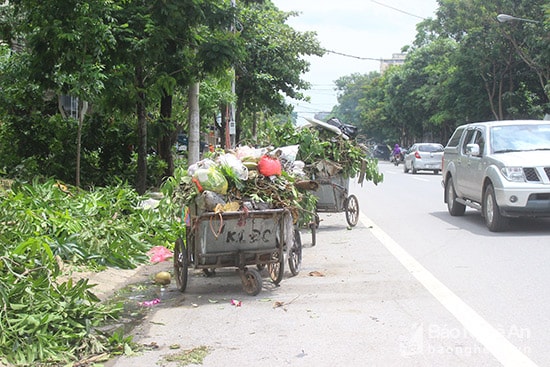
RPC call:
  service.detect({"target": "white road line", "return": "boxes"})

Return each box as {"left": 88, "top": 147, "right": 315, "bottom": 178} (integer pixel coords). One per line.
{"left": 359, "top": 213, "right": 538, "bottom": 367}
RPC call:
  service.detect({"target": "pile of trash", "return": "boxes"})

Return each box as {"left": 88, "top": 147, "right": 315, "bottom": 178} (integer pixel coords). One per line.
{"left": 178, "top": 145, "right": 315, "bottom": 222}
{"left": 300, "top": 117, "right": 383, "bottom": 185}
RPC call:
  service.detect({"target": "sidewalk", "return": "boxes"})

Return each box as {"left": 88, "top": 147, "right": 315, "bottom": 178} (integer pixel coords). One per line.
{"left": 104, "top": 212, "right": 499, "bottom": 367}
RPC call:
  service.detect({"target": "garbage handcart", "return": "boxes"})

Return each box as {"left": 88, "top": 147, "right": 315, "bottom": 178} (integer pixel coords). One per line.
{"left": 174, "top": 206, "right": 302, "bottom": 296}
{"left": 312, "top": 173, "right": 359, "bottom": 229}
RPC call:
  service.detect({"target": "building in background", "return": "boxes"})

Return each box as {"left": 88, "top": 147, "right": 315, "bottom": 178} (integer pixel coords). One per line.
{"left": 380, "top": 53, "right": 406, "bottom": 73}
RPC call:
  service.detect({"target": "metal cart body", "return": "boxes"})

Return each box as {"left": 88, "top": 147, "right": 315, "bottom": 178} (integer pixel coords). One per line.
{"left": 312, "top": 174, "right": 360, "bottom": 228}
{"left": 174, "top": 207, "right": 301, "bottom": 296}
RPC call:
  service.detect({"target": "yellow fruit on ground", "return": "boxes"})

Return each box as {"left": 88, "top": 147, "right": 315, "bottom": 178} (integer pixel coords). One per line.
{"left": 154, "top": 271, "right": 171, "bottom": 285}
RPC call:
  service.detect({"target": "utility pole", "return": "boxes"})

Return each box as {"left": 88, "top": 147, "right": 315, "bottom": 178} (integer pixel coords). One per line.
{"left": 229, "top": 0, "right": 237, "bottom": 148}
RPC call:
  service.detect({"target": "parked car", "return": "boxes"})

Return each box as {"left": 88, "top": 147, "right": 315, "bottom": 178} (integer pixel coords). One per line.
{"left": 442, "top": 119, "right": 550, "bottom": 232}
{"left": 372, "top": 144, "right": 391, "bottom": 160}
{"left": 403, "top": 143, "right": 444, "bottom": 174}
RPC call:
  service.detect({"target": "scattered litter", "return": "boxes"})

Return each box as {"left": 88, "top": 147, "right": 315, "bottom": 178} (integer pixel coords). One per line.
{"left": 273, "top": 295, "right": 299, "bottom": 310}
{"left": 308, "top": 271, "right": 325, "bottom": 277}
{"left": 169, "top": 344, "right": 181, "bottom": 350}
{"left": 230, "top": 299, "right": 242, "bottom": 307}
{"left": 147, "top": 246, "right": 173, "bottom": 263}
{"left": 139, "top": 298, "right": 161, "bottom": 306}
{"left": 296, "top": 349, "right": 307, "bottom": 358}
{"left": 143, "top": 342, "right": 159, "bottom": 350}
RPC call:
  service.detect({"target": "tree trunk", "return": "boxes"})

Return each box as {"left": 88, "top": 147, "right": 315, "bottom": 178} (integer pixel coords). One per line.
{"left": 159, "top": 94, "right": 175, "bottom": 179}
{"left": 136, "top": 65, "right": 148, "bottom": 195}
{"left": 75, "top": 100, "right": 88, "bottom": 187}
{"left": 188, "top": 82, "right": 201, "bottom": 166}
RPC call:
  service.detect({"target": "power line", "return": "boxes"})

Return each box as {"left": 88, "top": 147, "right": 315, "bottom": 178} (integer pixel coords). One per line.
{"left": 370, "top": 0, "right": 426, "bottom": 20}
{"left": 316, "top": 1, "right": 430, "bottom": 62}
{"left": 323, "top": 49, "right": 383, "bottom": 61}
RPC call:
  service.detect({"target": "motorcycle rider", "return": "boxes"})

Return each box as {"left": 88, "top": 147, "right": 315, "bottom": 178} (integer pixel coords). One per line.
{"left": 392, "top": 144, "right": 402, "bottom": 165}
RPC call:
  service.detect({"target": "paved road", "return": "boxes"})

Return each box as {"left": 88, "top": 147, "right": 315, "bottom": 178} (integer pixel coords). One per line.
{"left": 105, "top": 166, "right": 522, "bottom": 366}
{"left": 359, "top": 161, "right": 550, "bottom": 367}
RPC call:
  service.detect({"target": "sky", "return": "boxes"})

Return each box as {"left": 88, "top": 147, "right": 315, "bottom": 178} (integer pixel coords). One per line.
{"left": 271, "top": 0, "right": 439, "bottom": 121}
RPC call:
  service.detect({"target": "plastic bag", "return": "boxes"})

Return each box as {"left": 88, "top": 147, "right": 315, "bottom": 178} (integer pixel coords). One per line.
{"left": 147, "top": 246, "right": 173, "bottom": 263}
{"left": 193, "top": 166, "right": 228, "bottom": 194}
{"left": 217, "top": 153, "right": 249, "bottom": 180}
{"left": 290, "top": 160, "right": 306, "bottom": 176}
{"left": 188, "top": 158, "right": 215, "bottom": 177}
{"left": 257, "top": 155, "right": 282, "bottom": 176}
{"left": 274, "top": 145, "right": 299, "bottom": 163}
{"left": 235, "top": 145, "right": 267, "bottom": 161}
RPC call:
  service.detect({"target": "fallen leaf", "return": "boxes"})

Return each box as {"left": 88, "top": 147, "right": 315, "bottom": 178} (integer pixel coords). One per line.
{"left": 273, "top": 301, "right": 285, "bottom": 308}
{"left": 308, "top": 271, "right": 325, "bottom": 277}
{"left": 143, "top": 342, "right": 159, "bottom": 350}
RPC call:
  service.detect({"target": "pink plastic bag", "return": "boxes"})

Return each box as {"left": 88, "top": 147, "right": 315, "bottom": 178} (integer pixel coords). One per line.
{"left": 147, "top": 246, "right": 173, "bottom": 263}
{"left": 257, "top": 155, "right": 282, "bottom": 176}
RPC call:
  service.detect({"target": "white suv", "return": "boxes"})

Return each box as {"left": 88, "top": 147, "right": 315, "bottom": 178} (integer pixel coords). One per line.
{"left": 442, "top": 120, "right": 550, "bottom": 231}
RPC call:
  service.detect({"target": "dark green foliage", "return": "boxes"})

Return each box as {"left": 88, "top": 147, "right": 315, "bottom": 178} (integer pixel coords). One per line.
{"left": 255, "top": 120, "right": 383, "bottom": 184}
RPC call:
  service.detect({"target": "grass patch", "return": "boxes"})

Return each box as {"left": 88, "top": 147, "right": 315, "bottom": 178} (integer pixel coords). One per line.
{"left": 160, "top": 346, "right": 210, "bottom": 366}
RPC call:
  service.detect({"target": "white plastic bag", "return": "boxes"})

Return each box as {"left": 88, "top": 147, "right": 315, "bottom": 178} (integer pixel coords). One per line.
{"left": 217, "top": 153, "right": 249, "bottom": 180}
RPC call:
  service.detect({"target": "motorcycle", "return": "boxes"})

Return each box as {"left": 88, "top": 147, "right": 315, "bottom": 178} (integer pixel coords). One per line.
{"left": 390, "top": 151, "right": 404, "bottom": 166}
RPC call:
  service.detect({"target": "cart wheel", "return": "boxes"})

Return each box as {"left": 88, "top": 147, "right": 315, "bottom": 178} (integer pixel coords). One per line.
{"left": 288, "top": 229, "right": 302, "bottom": 276}
{"left": 267, "top": 249, "right": 284, "bottom": 285}
{"left": 173, "top": 237, "right": 189, "bottom": 292}
{"left": 309, "top": 213, "right": 319, "bottom": 247}
{"left": 242, "top": 268, "right": 262, "bottom": 296}
{"left": 344, "top": 194, "right": 360, "bottom": 227}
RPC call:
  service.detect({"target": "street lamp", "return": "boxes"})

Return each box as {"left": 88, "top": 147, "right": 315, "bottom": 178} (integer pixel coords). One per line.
{"left": 496, "top": 13, "right": 540, "bottom": 24}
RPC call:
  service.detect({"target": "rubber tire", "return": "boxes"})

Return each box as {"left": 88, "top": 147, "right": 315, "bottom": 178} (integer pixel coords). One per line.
{"left": 309, "top": 213, "right": 319, "bottom": 247}
{"left": 445, "top": 177, "right": 466, "bottom": 216}
{"left": 412, "top": 164, "right": 418, "bottom": 174}
{"left": 344, "top": 194, "right": 360, "bottom": 227}
{"left": 288, "top": 229, "right": 302, "bottom": 276}
{"left": 267, "top": 249, "right": 284, "bottom": 285}
{"left": 309, "top": 221, "right": 317, "bottom": 247}
{"left": 404, "top": 162, "right": 409, "bottom": 173}
{"left": 483, "top": 184, "right": 508, "bottom": 232}
{"left": 433, "top": 170, "right": 439, "bottom": 175}
{"left": 242, "top": 268, "right": 263, "bottom": 296}
{"left": 173, "top": 237, "right": 189, "bottom": 292}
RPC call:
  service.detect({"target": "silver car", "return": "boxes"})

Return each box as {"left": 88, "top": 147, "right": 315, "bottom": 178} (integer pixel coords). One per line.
{"left": 442, "top": 120, "right": 550, "bottom": 232}
{"left": 403, "top": 143, "right": 444, "bottom": 174}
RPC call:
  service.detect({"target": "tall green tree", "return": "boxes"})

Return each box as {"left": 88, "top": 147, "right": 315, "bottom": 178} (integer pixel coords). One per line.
{"left": 1, "top": 0, "right": 117, "bottom": 186}
{"left": 332, "top": 72, "right": 379, "bottom": 127}
{"left": 434, "top": 0, "right": 549, "bottom": 118}
{"left": 234, "top": 1, "right": 324, "bottom": 143}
